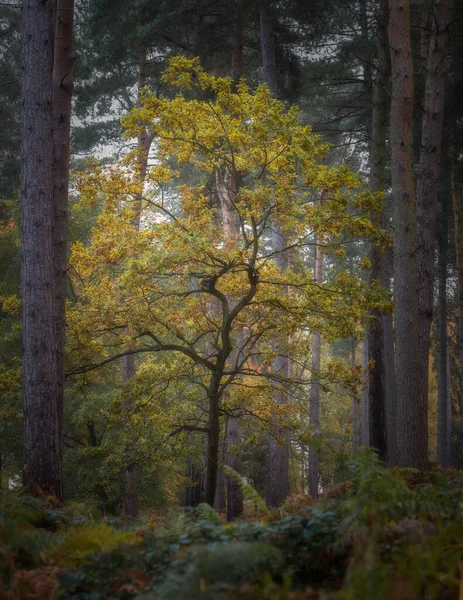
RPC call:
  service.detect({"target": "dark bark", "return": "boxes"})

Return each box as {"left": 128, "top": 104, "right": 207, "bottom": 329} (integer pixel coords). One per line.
{"left": 52, "top": 0, "right": 74, "bottom": 465}
{"left": 437, "top": 199, "right": 451, "bottom": 467}
{"left": 368, "top": 0, "right": 391, "bottom": 463}
{"left": 452, "top": 153, "right": 463, "bottom": 414}
{"left": 416, "top": 0, "right": 453, "bottom": 466}
{"left": 259, "top": 2, "right": 278, "bottom": 97}
{"left": 388, "top": 0, "right": 424, "bottom": 468}
{"left": 361, "top": 335, "right": 369, "bottom": 446}
{"left": 352, "top": 342, "right": 360, "bottom": 456}
{"left": 21, "top": 0, "right": 63, "bottom": 501}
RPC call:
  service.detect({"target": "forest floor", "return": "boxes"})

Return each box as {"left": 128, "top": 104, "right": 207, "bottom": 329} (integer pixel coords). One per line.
{"left": 1, "top": 452, "right": 463, "bottom": 600}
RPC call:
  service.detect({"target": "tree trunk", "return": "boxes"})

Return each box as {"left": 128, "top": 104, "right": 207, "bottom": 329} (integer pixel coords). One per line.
{"left": 121, "top": 41, "right": 154, "bottom": 517}
{"left": 21, "top": 0, "right": 63, "bottom": 501}
{"left": 308, "top": 234, "right": 323, "bottom": 498}
{"left": 437, "top": 198, "right": 451, "bottom": 467}
{"left": 52, "top": 0, "right": 74, "bottom": 475}
{"left": 361, "top": 335, "right": 369, "bottom": 446}
{"left": 368, "top": 0, "right": 391, "bottom": 462}
{"left": 388, "top": 0, "right": 424, "bottom": 468}
{"left": 352, "top": 341, "right": 360, "bottom": 456}
{"left": 259, "top": 2, "right": 278, "bottom": 97}
{"left": 452, "top": 153, "right": 463, "bottom": 414}
{"left": 416, "top": 0, "right": 453, "bottom": 467}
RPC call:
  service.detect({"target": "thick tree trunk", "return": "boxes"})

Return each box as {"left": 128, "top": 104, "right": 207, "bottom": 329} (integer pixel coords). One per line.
{"left": 52, "top": 0, "right": 74, "bottom": 460}
{"left": 388, "top": 0, "right": 425, "bottom": 468}
{"left": 437, "top": 200, "right": 451, "bottom": 467}
{"left": 452, "top": 154, "right": 463, "bottom": 414}
{"left": 416, "top": 0, "right": 453, "bottom": 466}
{"left": 368, "top": 0, "right": 391, "bottom": 462}
{"left": 21, "top": 0, "right": 63, "bottom": 501}
{"left": 121, "top": 41, "right": 154, "bottom": 517}
{"left": 308, "top": 235, "right": 323, "bottom": 498}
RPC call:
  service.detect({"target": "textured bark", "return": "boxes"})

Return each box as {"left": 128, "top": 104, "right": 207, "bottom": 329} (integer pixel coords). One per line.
{"left": 308, "top": 235, "right": 323, "bottom": 498}
{"left": 452, "top": 155, "right": 463, "bottom": 414}
{"left": 437, "top": 203, "right": 451, "bottom": 467}
{"left": 21, "top": 0, "right": 62, "bottom": 500}
{"left": 368, "top": 0, "right": 390, "bottom": 461}
{"left": 121, "top": 41, "right": 154, "bottom": 517}
{"left": 416, "top": 0, "right": 453, "bottom": 467}
{"left": 361, "top": 335, "right": 370, "bottom": 446}
{"left": 388, "top": 0, "right": 424, "bottom": 468}
{"left": 352, "top": 342, "right": 360, "bottom": 456}
{"left": 384, "top": 310, "right": 397, "bottom": 465}
{"left": 52, "top": 0, "right": 74, "bottom": 461}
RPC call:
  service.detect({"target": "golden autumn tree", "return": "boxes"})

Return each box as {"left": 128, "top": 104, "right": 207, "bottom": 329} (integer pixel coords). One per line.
{"left": 67, "top": 57, "right": 387, "bottom": 507}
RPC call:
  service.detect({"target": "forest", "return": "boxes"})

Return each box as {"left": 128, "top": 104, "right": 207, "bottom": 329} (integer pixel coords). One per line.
{"left": 1, "top": 0, "right": 463, "bottom": 598}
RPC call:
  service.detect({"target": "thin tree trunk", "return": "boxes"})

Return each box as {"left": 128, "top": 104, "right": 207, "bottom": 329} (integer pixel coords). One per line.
{"left": 368, "top": 0, "right": 391, "bottom": 461}
{"left": 452, "top": 153, "right": 463, "bottom": 414}
{"left": 416, "top": 0, "right": 453, "bottom": 467}
{"left": 21, "top": 0, "right": 63, "bottom": 501}
{"left": 308, "top": 234, "right": 323, "bottom": 498}
{"left": 361, "top": 334, "right": 370, "bottom": 446}
{"left": 437, "top": 198, "right": 451, "bottom": 467}
{"left": 352, "top": 341, "right": 360, "bottom": 455}
{"left": 260, "top": 2, "right": 278, "bottom": 97}
{"left": 52, "top": 0, "right": 74, "bottom": 479}
{"left": 121, "top": 41, "right": 154, "bottom": 517}
{"left": 388, "top": 0, "right": 424, "bottom": 468}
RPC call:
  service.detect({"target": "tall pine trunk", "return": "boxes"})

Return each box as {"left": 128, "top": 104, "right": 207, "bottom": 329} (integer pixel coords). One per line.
{"left": 437, "top": 198, "right": 451, "bottom": 467}
{"left": 416, "top": 0, "right": 453, "bottom": 467}
{"left": 452, "top": 153, "right": 463, "bottom": 414}
{"left": 368, "top": 0, "right": 391, "bottom": 462}
{"left": 21, "top": 0, "right": 63, "bottom": 500}
{"left": 388, "top": 0, "right": 424, "bottom": 468}
{"left": 52, "top": 0, "right": 75, "bottom": 498}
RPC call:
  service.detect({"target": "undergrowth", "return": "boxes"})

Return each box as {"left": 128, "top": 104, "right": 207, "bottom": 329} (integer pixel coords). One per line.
{"left": 1, "top": 449, "right": 462, "bottom": 599}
